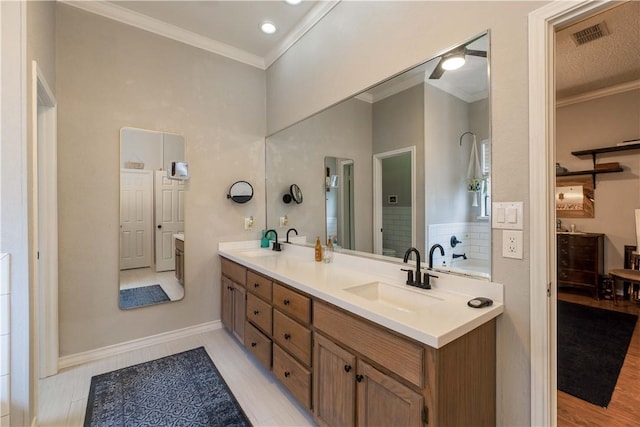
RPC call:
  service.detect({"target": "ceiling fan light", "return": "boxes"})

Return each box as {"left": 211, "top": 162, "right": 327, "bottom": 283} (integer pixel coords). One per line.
{"left": 442, "top": 55, "right": 465, "bottom": 71}
{"left": 260, "top": 21, "right": 277, "bottom": 34}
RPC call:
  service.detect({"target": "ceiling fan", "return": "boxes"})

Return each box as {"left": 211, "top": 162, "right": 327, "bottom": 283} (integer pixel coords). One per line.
{"left": 428, "top": 45, "right": 487, "bottom": 79}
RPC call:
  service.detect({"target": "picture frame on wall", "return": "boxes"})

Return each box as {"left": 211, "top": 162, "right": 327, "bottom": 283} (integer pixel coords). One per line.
{"left": 555, "top": 177, "right": 594, "bottom": 218}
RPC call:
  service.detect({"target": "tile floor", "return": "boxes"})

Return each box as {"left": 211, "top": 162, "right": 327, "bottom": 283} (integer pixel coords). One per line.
{"left": 119, "top": 267, "right": 185, "bottom": 301}
{"left": 38, "top": 328, "right": 316, "bottom": 427}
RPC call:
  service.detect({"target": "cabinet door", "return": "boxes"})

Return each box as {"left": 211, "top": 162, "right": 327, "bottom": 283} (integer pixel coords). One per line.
{"left": 221, "top": 276, "right": 233, "bottom": 332}
{"left": 232, "top": 283, "right": 246, "bottom": 342}
{"left": 356, "top": 360, "right": 424, "bottom": 427}
{"left": 313, "top": 334, "right": 356, "bottom": 427}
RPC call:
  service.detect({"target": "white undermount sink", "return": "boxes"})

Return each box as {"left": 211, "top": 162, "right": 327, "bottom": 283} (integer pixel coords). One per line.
{"left": 240, "top": 249, "right": 279, "bottom": 258}
{"left": 344, "top": 281, "right": 443, "bottom": 313}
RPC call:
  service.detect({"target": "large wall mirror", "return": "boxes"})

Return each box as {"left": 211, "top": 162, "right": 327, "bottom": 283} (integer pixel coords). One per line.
{"left": 266, "top": 32, "right": 491, "bottom": 279}
{"left": 119, "top": 127, "right": 186, "bottom": 309}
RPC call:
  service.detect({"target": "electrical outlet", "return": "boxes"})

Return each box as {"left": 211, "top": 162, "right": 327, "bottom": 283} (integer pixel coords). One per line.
{"left": 502, "top": 230, "right": 523, "bottom": 259}
{"left": 244, "top": 216, "right": 254, "bottom": 230}
{"left": 279, "top": 216, "right": 288, "bottom": 227}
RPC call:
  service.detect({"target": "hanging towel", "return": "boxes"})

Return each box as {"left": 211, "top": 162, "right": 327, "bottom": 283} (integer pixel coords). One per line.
{"left": 466, "top": 134, "right": 483, "bottom": 192}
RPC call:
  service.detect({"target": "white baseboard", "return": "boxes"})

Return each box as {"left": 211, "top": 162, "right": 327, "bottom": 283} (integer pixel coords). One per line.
{"left": 58, "top": 321, "right": 222, "bottom": 370}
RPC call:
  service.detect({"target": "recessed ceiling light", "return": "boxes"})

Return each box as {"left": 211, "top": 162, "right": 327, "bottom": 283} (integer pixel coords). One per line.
{"left": 261, "top": 21, "right": 277, "bottom": 35}
{"left": 285, "top": 0, "right": 302, "bottom": 4}
{"left": 442, "top": 54, "right": 466, "bottom": 71}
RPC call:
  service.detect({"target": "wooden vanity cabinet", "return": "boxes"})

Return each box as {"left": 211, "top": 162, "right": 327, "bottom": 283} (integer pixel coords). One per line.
{"left": 220, "top": 259, "right": 246, "bottom": 342}
{"left": 175, "top": 238, "right": 184, "bottom": 285}
{"left": 219, "top": 257, "right": 496, "bottom": 426}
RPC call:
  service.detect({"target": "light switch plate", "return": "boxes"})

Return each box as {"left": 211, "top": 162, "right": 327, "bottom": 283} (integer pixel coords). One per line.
{"left": 492, "top": 202, "right": 523, "bottom": 230}
{"left": 502, "top": 230, "right": 523, "bottom": 259}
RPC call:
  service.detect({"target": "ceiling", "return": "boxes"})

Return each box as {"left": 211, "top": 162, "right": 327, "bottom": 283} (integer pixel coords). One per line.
{"left": 71, "top": 1, "right": 639, "bottom": 97}
{"left": 556, "top": 1, "right": 640, "bottom": 99}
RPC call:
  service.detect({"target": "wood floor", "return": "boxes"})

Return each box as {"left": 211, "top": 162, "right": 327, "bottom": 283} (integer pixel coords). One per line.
{"left": 38, "top": 328, "right": 316, "bottom": 427}
{"left": 557, "top": 290, "right": 640, "bottom": 426}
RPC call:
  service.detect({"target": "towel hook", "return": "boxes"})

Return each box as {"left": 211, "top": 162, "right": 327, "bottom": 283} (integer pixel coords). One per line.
{"left": 459, "top": 131, "right": 476, "bottom": 146}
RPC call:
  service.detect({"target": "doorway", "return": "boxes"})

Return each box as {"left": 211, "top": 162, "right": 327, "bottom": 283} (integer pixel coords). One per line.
{"left": 32, "top": 61, "right": 58, "bottom": 379}
{"left": 529, "top": 1, "right": 639, "bottom": 425}
{"left": 373, "top": 147, "right": 416, "bottom": 257}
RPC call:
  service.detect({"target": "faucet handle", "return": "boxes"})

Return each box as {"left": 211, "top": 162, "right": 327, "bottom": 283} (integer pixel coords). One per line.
{"left": 422, "top": 272, "right": 438, "bottom": 289}
{"left": 400, "top": 268, "right": 414, "bottom": 285}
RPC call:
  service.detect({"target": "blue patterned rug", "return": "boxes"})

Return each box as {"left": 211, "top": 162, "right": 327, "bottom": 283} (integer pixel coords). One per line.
{"left": 84, "top": 347, "right": 251, "bottom": 427}
{"left": 119, "top": 284, "right": 170, "bottom": 309}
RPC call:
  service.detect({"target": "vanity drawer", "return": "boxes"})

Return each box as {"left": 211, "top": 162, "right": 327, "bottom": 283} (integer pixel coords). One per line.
{"left": 246, "top": 293, "right": 272, "bottom": 335}
{"left": 221, "top": 257, "right": 246, "bottom": 287}
{"left": 273, "top": 309, "right": 312, "bottom": 366}
{"left": 273, "top": 283, "right": 311, "bottom": 325}
{"left": 175, "top": 238, "right": 184, "bottom": 252}
{"left": 273, "top": 344, "right": 311, "bottom": 410}
{"left": 247, "top": 270, "right": 273, "bottom": 302}
{"left": 244, "top": 321, "right": 272, "bottom": 370}
{"left": 314, "top": 301, "right": 424, "bottom": 388}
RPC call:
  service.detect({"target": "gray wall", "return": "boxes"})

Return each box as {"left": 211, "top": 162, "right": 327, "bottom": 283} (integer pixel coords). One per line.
{"left": 373, "top": 84, "right": 425, "bottom": 254}
{"left": 266, "top": 1, "right": 546, "bottom": 425}
{"left": 556, "top": 89, "right": 640, "bottom": 273}
{"left": 266, "top": 97, "right": 373, "bottom": 251}
{"left": 56, "top": 4, "right": 266, "bottom": 356}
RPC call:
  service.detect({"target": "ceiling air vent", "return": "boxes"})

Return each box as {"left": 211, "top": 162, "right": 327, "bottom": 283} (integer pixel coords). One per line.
{"left": 571, "top": 21, "right": 610, "bottom": 46}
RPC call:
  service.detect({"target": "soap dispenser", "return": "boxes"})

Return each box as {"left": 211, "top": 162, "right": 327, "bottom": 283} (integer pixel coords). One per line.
{"left": 315, "top": 236, "right": 323, "bottom": 262}
{"left": 260, "top": 230, "right": 270, "bottom": 248}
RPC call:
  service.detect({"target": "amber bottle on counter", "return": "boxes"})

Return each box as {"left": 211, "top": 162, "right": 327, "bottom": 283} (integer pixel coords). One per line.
{"left": 315, "top": 236, "right": 323, "bottom": 262}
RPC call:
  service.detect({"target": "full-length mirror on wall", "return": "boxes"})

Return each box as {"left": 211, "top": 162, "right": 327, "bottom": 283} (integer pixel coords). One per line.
{"left": 119, "top": 127, "right": 186, "bottom": 309}
{"left": 266, "top": 32, "right": 491, "bottom": 279}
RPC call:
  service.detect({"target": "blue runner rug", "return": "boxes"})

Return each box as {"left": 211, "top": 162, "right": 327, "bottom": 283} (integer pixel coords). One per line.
{"left": 84, "top": 347, "right": 251, "bottom": 426}
{"left": 120, "top": 284, "right": 170, "bottom": 309}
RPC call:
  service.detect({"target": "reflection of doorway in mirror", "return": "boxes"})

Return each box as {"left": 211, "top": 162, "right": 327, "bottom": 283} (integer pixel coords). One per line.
{"left": 325, "top": 157, "right": 355, "bottom": 249}
{"left": 373, "top": 147, "right": 416, "bottom": 258}
{"left": 155, "top": 171, "right": 185, "bottom": 271}
{"left": 120, "top": 169, "right": 153, "bottom": 269}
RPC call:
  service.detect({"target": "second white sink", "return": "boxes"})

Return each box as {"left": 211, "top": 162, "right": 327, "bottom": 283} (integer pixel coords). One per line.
{"left": 344, "top": 281, "right": 443, "bottom": 313}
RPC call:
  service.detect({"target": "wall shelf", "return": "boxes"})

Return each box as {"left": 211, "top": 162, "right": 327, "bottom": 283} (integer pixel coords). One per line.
{"left": 558, "top": 140, "right": 640, "bottom": 188}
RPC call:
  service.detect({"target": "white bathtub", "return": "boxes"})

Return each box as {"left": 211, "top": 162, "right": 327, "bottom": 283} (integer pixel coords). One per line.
{"left": 435, "top": 258, "right": 490, "bottom": 280}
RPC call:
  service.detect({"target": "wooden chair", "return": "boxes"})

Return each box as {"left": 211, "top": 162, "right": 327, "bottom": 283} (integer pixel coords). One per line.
{"left": 607, "top": 245, "right": 640, "bottom": 305}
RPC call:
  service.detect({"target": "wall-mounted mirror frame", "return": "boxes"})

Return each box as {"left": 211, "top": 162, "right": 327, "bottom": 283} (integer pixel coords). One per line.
{"left": 119, "top": 127, "right": 186, "bottom": 309}
{"left": 266, "top": 31, "right": 491, "bottom": 280}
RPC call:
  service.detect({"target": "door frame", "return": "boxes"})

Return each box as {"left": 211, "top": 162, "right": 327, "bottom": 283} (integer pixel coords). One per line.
{"left": 528, "top": 1, "right": 613, "bottom": 425}
{"left": 373, "top": 146, "right": 416, "bottom": 255}
{"left": 31, "top": 61, "right": 58, "bottom": 378}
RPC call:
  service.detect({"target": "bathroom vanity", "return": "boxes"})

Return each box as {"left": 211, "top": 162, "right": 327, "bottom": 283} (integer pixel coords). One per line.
{"left": 174, "top": 234, "right": 185, "bottom": 286}
{"left": 218, "top": 242, "right": 503, "bottom": 426}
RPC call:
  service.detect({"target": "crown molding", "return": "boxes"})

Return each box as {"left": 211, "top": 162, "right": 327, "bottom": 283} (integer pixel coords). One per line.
{"left": 60, "top": 0, "right": 266, "bottom": 69}
{"left": 264, "top": 0, "right": 341, "bottom": 68}
{"left": 556, "top": 79, "right": 640, "bottom": 107}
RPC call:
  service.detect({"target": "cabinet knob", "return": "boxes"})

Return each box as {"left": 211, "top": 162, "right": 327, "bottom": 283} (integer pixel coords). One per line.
{"left": 344, "top": 365, "right": 352, "bottom": 373}
{"left": 251, "top": 342, "right": 257, "bottom": 348}
{"left": 253, "top": 310, "right": 259, "bottom": 315}
{"left": 283, "top": 299, "right": 290, "bottom": 305}
{"left": 284, "top": 371, "right": 291, "bottom": 378}
{"left": 356, "top": 374, "right": 364, "bottom": 382}
{"left": 284, "top": 333, "right": 291, "bottom": 340}
{"left": 254, "top": 283, "right": 259, "bottom": 288}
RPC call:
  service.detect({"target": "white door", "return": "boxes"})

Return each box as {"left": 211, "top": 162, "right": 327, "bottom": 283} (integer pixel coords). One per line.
{"left": 155, "top": 171, "right": 185, "bottom": 272}
{"left": 120, "top": 169, "right": 153, "bottom": 269}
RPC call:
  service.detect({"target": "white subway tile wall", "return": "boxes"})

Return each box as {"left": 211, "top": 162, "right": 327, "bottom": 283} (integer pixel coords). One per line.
{"left": 383, "top": 206, "right": 412, "bottom": 257}
{"left": 428, "top": 222, "right": 490, "bottom": 267}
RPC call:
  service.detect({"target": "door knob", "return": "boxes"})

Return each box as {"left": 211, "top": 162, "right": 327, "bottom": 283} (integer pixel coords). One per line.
{"left": 157, "top": 224, "right": 162, "bottom": 229}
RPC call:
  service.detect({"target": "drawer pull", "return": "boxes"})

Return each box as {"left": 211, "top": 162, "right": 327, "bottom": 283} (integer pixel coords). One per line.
{"left": 344, "top": 364, "right": 352, "bottom": 373}
{"left": 284, "top": 333, "right": 291, "bottom": 340}
{"left": 251, "top": 342, "right": 257, "bottom": 348}
{"left": 356, "top": 374, "right": 364, "bottom": 383}
{"left": 284, "top": 371, "right": 291, "bottom": 378}
{"left": 254, "top": 283, "right": 259, "bottom": 288}
{"left": 283, "top": 299, "right": 290, "bottom": 305}
{"left": 253, "top": 310, "right": 259, "bottom": 315}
